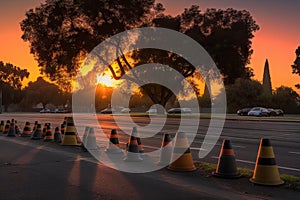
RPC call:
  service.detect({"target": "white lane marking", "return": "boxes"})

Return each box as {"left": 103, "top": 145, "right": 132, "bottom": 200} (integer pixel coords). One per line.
{"left": 289, "top": 151, "right": 300, "bottom": 155}
{"left": 211, "top": 156, "right": 300, "bottom": 172}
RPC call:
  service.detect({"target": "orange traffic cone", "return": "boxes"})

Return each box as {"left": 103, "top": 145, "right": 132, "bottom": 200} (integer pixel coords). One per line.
{"left": 61, "top": 117, "right": 78, "bottom": 146}
{"left": 124, "top": 128, "right": 143, "bottom": 162}
{"left": 158, "top": 133, "right": 173, "bottom": 166}
{"left": 7, "top": 121, "right": 16, "bottom": 137}
{"left": 134, "top": 127, "right": 144, "bottom": 153}
{"left": 106, "top": 129, "right": 122, "bottom": 154}
{"left": 3, "top": 120, "right": 10, "bottom": 134}
{"left": 60, "top": 123, "right": 66, "bottom": 138}
{"left": 81, "top": 127, "right": 89, "bottom": 152}
{"left": 168, "top": 132, "right": 196, "bottom": 171}
{"left": 44, "top": 124, "right": 54, "bottom": 142}
{"left": 31, "top": 121, "right": 38, "bottom": 134}
{"left": 213, "top": 139, "right": 241, "bottom": 178}
{"left": 250, "top": 138, "right": 284, "bottom": 186}
{"left": 14, "top": 120, "right": 21, "bottom": 135}
{"left": 21, "top": 122, "right": 32, "bottom": 137}
{"left": 53, "top": 126, "right": 62, "bottom": 143}
{"left": 0, "top": 120, "right": 4, "bottom": 133}
{"left": 31, "top": 124, "right": 42, "bottom": 140}
{"left": 84, "top": 127, "right": 98, "bottom": 150}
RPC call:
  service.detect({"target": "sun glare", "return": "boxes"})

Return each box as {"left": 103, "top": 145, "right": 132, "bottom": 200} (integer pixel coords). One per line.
{"left": 97, "top": 74, "right": 115, "bottom": 87}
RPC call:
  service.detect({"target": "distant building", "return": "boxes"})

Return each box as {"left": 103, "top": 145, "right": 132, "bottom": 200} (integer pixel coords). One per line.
{"left": 262, "top": 59, "right": 272, "bottom": 95}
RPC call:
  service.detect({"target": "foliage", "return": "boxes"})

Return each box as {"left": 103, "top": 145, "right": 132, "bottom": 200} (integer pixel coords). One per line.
{"left": 226, "top": 78, "right": 263, "bottom": 112}
{"left": 23, "top": 77, "right": 67, "bottom": 109}
{"left": 291, "top": 46, "right": 300, "bottom": 89}
{"left": 272, "top": 86, "right": 299, "bottom": 113}
{"left": 21, "top": 1, "right": 259, "bottom": 108}
{"left": 0, "top": 61, "right": 30, "bottom": 111}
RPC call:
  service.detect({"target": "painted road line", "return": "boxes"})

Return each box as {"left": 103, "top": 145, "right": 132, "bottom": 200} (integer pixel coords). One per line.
{"left": 289, "top": 151, "right": 300, "bottom": 155}
{"left": 212, "top": 156, "right": 300, "bottom": 172}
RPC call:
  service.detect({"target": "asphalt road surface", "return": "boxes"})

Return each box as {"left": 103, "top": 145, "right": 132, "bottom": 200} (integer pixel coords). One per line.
{"left": 1, "top": 113, "right": 300, "bottom": 177}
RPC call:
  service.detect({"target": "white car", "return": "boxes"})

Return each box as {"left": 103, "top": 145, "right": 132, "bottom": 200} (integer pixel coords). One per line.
{"left": 39, "top": 108, "right": 50, "bottom": 113}
{"left": 146, "top": 108, "right": 157, "bottom": 114}
{"left": 248, "top": 107, "right": 269, "bottom": 117}
{"left": 120, "top": 108, "right": 131, "bottom": 113}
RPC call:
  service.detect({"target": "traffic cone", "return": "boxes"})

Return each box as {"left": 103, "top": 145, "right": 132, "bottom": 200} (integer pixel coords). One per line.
{"left": 158, "top": 133, "right": 173, "bottom": 166}
{"left": 105, "top": 129, "right": 122, "bottom": 154}
{"left": 14, "top": 120, "right": 21, "bottom": 135}
{"left": 84, "top": 127, "right": 98, "bottom": 150}
{"left": 168, "top": 132, "right": 196, "bottom": 171}
{"left": 44, "top": 124, "right": 54, "bottom": 142}
{"left": 250, "top": 138, "right": 284, "bottom": 186}
{"left": 31, "top": 121, "right": 38, "bottom": 134}
{"left": 7, "top": 121, "right": 16, "bottom": 137}
{"left": 53, "top": 127, "right": 62, "bottom": 143}
{"left": 213, "top": 139, "right": 241, "bottom": 178}
{"left": 124, "top": 127, "right": 143, "bottom": 161}
{"left": 81, "top": 127, "right": 89, "bottom": 152}
{"left": 42, "top": 123, "right": 49, "bottom": 138}
{"left": 31, "top": 124, "right": 42, "bottom": 140}
{"left": 60, "top": 123, "right": 66, "bottom": 138}
{"left": 3, "top": 120, "right": 10, "bottom": 134}
{"left": 0, "top": 120, "right": 4, "bottom": 133}
{"left": 134, "top": 127, "right": 144, "bottom": 153}
{"left": 21, "top": 122, "right": 32, "bottom": 137}
{"left": 63, "top": 117, "right": 67, "bottom": 125}
{"left": 61, "top": 117, "right": 78, "bottom": 146}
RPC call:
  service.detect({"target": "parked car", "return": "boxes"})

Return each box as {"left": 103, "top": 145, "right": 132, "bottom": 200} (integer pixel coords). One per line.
{"left": 237, "top": 108, "right": 252, "bottom": 116}
{"left": 146, "top": 108, "right": 157, "bottom": 114}
{"left": 39, "top": 108, "right": 50, "bottom": 113}
{"left": 167, "top": 108, "right": 192, "bottom": 114}
{"left": 100, "top": 108, "right": 116, "bottom": 114}
{"left": 248, "top": 107, "right": 269, "bottom": 117}
{"left": 120, "top": 107, "right": 131, "bottom": 113}
{"left": 267, "top": 108, "right": 284, "bottom": 116}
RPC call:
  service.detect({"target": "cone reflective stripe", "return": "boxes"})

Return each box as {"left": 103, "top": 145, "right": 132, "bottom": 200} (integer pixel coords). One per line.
{"left": 213, "top": 139, "right": 241, "bottom": 178}
{"left": 60, "top": 123, "right": 66, "bottom": 138}
{"left": 21, "top": 122, "right": 32, "bottom": 137}
{"left": 84, "top": 127, "right": 98, "bottom": 150}
{"left": 7, "top": 121, "right": 16, "bottom": 137}
{"left": 168, "top": 132, "right": 196, "bottom": 171}
{"left": 0, "top": 120, "right": 4, "bottom": 133}
{"left": 44, "top": 125, "right": 54, "bottom": 142}
{"left": 32, "top": 121, "right": 38, "bottom": 134}
{"left": 158, "top": 133, "right": 173, "bottom": 166}
{"left": 3, "top": 120, "right": 10, "bottom": 134}
{"left": 31, "top": 124, "right": 42, "bottom": 140}
{"left": 124, "top": 127, "right": 143, "bottom": 161}
{"left": 54, "top": 127, "right": 62, "bottom": 143}
{"left": 250, "top": 138, "right": 284, "bottom": 185}
{"left": 106, "top": 129, "right": 122, "bottom": 154}
{"left": 61, "top": 117, "right": 78, "bottom": 146}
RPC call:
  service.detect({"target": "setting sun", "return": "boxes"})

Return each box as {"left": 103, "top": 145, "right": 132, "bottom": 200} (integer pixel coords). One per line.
{"left": 97, "top": 74, "right": 115, "bottom": 87}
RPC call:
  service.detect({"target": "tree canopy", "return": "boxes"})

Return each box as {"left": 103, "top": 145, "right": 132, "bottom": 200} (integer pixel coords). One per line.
{"left": 291, "top": 46, "right": 300, "bottom": 88}
{"left": 21, "top": 0, "right": 259, "bottom": 108}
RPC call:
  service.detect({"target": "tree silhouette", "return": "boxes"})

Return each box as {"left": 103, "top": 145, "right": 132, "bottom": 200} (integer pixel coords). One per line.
{"left": 21, "top": 1, "right": 259, "bottom": 107}
{"left": 0, "top": 61, "right": 29, "bottom": 112}
{"left": 291, "top": 46, "right": 300, "bottom": 88}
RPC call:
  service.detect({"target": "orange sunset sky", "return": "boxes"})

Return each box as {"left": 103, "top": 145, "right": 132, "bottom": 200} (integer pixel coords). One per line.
{"left": 0, "top": 0, "right": 299, "bottom": 93}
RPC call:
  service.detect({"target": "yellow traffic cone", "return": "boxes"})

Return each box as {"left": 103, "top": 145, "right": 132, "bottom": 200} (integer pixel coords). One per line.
{"left": 168, "top": 132, "right": 196, "bottom": 171}
{"left": 213, "top": 139, "right": 241, "bottom": 178}
{"left": 250, "top": 138, "right": 284, "bottom": 186}
{"left": 61, "top": 117, "right": 78, "bottom": 146}
{"left": 21, "top": 122, "right": 32, "bottom": 137}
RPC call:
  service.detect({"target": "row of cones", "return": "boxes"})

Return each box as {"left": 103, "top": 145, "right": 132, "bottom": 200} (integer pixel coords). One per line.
{"left": 1, "top": 117, "right": 284, "bottom": 186}
{"left": 0, "top": 117, "right": 81, "bottom": 146}
{"left": 102, "top": 128, "right": 284, "bottom": 186}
